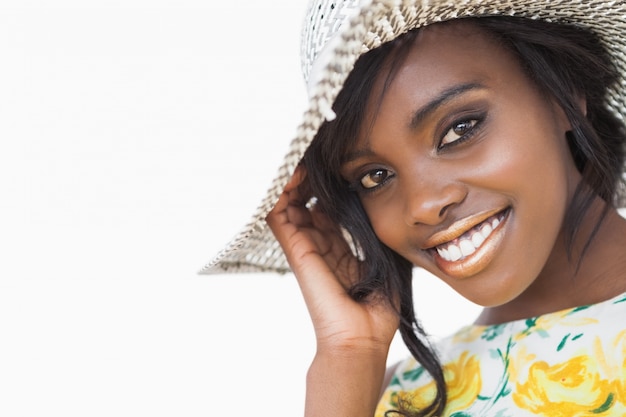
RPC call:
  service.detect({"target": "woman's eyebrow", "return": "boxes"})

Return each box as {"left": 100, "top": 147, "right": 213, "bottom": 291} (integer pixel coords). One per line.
{"left": 342, "top": 82, "right": 486, "bottom": 165}
{"left": 409, "top": 82, "right": 486, "bottom": 130}
{"left": 342, "top": 148, "right": 375, "bottom": 165}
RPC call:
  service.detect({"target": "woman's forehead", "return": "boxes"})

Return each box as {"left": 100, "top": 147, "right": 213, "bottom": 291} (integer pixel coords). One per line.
{"left": 367, "top": 21, "right": 522, "bottom": 113}
{"left": 349, "top": 20, "right": 536, "bottom": 152}
{"left": 400, "top": 20, "right": 514, "bottom": 77}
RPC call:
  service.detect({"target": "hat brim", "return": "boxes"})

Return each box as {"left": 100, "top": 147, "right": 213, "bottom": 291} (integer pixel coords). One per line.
{"left": 200, "top": 0, "right": 626, "bottom": 275}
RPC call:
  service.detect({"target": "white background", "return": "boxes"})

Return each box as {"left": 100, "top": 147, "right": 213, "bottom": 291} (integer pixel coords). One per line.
{"left": 1, "top": 1, "right": 481, "bottom": 416}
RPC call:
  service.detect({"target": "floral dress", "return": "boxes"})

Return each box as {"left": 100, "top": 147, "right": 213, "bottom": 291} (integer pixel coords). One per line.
{"left": 376, "top": 292, "right": 626, "bottom": 417}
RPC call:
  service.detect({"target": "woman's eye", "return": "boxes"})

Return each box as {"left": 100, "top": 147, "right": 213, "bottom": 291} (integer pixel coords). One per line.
{"left": 441, "top": 119, "right": 478, "bottom": 146}
{"left": 360, "top": 169, "right": 391, "bottom": 189}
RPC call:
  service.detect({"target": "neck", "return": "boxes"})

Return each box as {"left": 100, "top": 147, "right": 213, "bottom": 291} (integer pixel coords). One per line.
{"left": 476, "top": 198, "right": 626, "bottom": 326}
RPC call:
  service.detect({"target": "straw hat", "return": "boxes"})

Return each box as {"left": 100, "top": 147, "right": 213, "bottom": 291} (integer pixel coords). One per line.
{"left": 201, "top": 0, "right": 626, "bottom": 275}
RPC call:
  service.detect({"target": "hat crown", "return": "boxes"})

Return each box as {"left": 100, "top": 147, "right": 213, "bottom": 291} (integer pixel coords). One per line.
{"left": 300, "top": 0, "right": 362, "bottom": 84}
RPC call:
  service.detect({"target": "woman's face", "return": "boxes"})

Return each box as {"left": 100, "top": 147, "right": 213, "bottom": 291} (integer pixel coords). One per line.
{"left": 340, "top": 22, "right": 582, "bottom": 307}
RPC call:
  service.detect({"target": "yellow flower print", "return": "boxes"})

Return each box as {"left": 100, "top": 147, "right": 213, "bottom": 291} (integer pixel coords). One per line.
{"left": 513, "top": 355, "right": 614, "bottom": 416}
{"left": 378, "top": 352, "right": 482, "bottom": 416}
{"left": 508, "top": 345, "right": 537, "bottom": 385}
{"left": 453, "top": 325, "right": 487, "bottom": 343}
{"left": 594, "top": 330, "right": 626, "bottom": 407}
{"left": 375, "top": 389, "right": 399, "bottom": 417}
{"left": 441, "top": 352, "right": 482, "bottom": 413}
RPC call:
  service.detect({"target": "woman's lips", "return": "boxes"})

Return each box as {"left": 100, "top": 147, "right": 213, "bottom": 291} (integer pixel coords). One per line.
{"left": 429, "top": 208, "right": 510, "bottom": 279}
{"left": 435, "top": 212, "right": 505, "bottom": 261}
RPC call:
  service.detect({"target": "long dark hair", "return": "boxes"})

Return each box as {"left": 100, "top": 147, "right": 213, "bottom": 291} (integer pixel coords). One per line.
{"left": 302, "top": 16, "right": 626, "bottom": 417}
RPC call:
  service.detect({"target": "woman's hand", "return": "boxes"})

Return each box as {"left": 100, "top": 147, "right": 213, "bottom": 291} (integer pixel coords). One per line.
{"left": 266, "top": 165, "right": 399, "bottom": 352}
{"left": 266, "top": 166, "right": 399, "bottom": 417}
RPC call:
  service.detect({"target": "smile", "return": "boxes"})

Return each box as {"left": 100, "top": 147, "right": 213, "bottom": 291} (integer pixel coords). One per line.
{"left": 435, "top": 211, "right": 506, "bottom": 262}
{"left": 427, "top": 208, "right": 510, "bottom": 279}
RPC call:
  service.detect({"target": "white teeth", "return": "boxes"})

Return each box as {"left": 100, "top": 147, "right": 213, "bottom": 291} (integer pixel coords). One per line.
{"left": 448, "top": 245, "right": 462, "bottom": 261}
{"left": 435, "top": 213, "right": 504, "bottom": 262}
{"left": 471, "top": 231, "right": 485, "bottom": 247}
{"left": 459, "top": 240, "right": 476, "bottom": 257}
{"left": 481, "top": 223, "right": 493, "bottom": 239}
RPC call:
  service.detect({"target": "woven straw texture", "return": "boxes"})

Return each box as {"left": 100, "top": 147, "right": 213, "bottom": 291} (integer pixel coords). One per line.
{"left": 201, "top": 0, "right": 626, "bottom": 275}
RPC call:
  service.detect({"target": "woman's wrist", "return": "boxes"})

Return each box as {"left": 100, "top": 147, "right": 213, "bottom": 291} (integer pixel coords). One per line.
{"left": 304, "top": 348, "right": 388, "bottom": 417}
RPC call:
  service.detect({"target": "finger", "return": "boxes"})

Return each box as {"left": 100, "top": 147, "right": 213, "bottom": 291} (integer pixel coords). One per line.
{"left": 286, "top": 203, "right": 314, "bottom": 228}
{"left": 309, "top": 204, "right": 340, "bottom": 232}
{"left": 266, "top": 188, "right": 318, "bottom": 259}
{"left": 284, "top": 165, "right": 307, "bottom": 194}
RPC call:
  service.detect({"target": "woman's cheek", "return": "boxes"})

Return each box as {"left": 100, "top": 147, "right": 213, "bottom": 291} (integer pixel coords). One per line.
{"left": 365, "top": 198, "right": 408, "bottom": 252}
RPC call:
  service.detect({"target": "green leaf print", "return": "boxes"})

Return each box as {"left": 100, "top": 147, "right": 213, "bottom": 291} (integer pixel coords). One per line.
{"left": 402, "top": 366, "right": 425, "bottom": 382}
{"left": 570, "top": 304, "right": 592, "bottom": 313}
{"left": 482, "top": 324, "right": 506, "bottom": 341}
{"left": 390, "top": 374, "right": 401, "bottom": 386}
{"left": 557, "top": 333, "right": 570, "bottom": 351}
{"left": 557, "top": 332, "right": 585, "bottom": 351}
{"left": 614, "top": 295, "right": 626, "bottom": 304}
{"left": 590, "top": 393, "right": 615, "bottom": 414}
{"left": 521, "top": 317, "right": 537, "bottom": 336}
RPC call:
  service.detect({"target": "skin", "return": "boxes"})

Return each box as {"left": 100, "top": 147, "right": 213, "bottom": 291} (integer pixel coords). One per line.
{"left": 266, "top": 21, "right": 626, "bottom": 417}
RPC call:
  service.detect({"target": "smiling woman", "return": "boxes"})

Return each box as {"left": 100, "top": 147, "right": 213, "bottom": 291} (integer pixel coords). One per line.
{"left": 203, "top": 1, "right": 626, "bottom": 416}
{"left": 336, "top": 21, "right": 586, "bottom": 308}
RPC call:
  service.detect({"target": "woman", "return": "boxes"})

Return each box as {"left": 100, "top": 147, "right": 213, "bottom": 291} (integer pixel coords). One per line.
{"left": 203, "top": 1, "right": 626, "bottom": 416}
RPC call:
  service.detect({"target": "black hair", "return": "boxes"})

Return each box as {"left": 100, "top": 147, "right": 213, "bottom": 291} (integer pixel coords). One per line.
{"left": 301, "top": 15, "right": 626, "bottom": 417}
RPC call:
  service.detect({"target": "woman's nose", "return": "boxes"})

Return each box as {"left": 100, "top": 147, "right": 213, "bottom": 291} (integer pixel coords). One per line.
{"left": 403, "top": 180, "right": 466, "bottom": 226}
